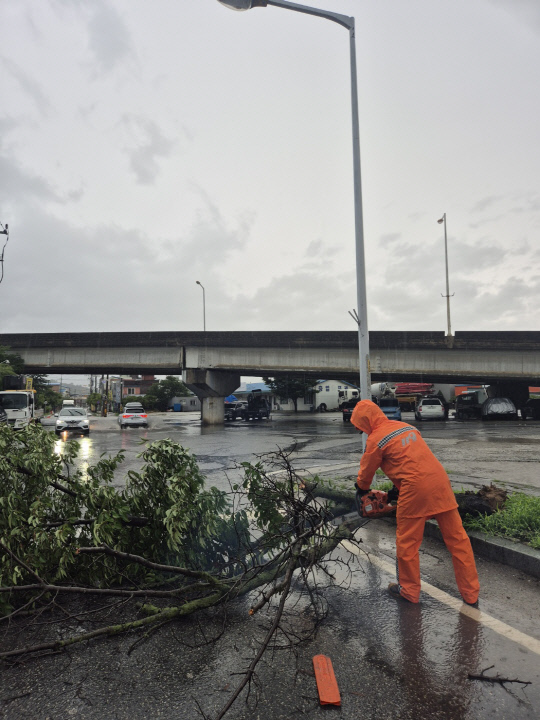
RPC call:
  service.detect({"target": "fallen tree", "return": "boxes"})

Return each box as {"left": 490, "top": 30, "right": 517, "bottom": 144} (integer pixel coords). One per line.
{"left": 0, "top": 424, "right": 362, "bottom": 718}
{"left": 303, "top": 480, "right": 509, "bottom": 519}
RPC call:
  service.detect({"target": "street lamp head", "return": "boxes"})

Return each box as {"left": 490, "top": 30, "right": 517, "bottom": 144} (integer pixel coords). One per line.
{"left": 437, "top": 216, "right": 444, "bottom": 224}
{"left": 196, "top": 280, "right": 201, "bottom": 285}
{"left": 217, "top": 0, "right": 267, "bottom": 10}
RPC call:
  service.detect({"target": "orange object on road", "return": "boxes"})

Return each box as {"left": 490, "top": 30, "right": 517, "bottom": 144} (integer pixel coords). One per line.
{"left": 312, "top": 655, "right": 341, "bottom": 706}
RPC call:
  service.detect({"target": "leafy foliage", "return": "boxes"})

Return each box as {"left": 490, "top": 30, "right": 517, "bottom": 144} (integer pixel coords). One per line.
{"left": 0, "top": 345, "right": 24, "bottom": 382}
{"left": 0, "top": 424, "right": 349, "bottom": 620}
{"left": 263, "top": 375, "right": 318, "bottom": 412}
{"left": 146, "top": 376, "right": 191, "bottom": 411}
{"left": 462, "top": 493, "right": 540, "bottom": 549}
{"left": 0, "top": 425, "right": 241, "bottom": 613}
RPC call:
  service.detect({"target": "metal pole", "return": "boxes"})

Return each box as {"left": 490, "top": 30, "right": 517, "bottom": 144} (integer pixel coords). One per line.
{"left": 348, "top": 20, "right": 370, "bottom": 400}
{"left": 196, "top": 281, "right": 206, "bottom": 331}
{"left": 255, "top": 1, "right": 371, "bottom": 398}
{"left": 439, "top": 213, "right": 452, "bottom": 337}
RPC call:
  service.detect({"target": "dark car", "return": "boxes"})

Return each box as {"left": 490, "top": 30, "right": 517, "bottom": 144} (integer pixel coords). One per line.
{"left": 0, "top": 405, "right": 7, "bottom": 424}
{"left": 342, "top": 400, "right": 360, "bottom": 422}
{"left": 224, "top": 401, "right": 246, "bottom": 421}
{"left": 481, "top": 397, "right": 518, "bottom": 420}
{"left": 455, "top": 391, "right": 484, "bottom": 420}
{"left": 521, "top": 398, "right": 540, "bottom": 420}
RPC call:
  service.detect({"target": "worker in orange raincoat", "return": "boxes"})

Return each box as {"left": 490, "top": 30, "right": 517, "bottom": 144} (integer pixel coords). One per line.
{"left": 351, "top": 400, "right": 480, "bottom": 605}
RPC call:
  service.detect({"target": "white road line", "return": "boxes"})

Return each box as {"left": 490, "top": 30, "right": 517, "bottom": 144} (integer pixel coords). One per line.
{"left": 342, "top": 539, "right": 540, "bottom": 657}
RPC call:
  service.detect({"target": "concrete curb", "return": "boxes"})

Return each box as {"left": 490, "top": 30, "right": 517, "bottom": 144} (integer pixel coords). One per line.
{"left": 423, "top": 520, "right": 540, "bottom": 580}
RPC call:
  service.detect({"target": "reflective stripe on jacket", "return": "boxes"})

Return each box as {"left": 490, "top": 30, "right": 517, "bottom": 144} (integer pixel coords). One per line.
{"left": 351, "top": 400, "right": 457, "bottom": 519}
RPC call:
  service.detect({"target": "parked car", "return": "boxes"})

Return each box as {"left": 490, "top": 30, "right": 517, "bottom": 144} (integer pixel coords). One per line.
{"left": 55, "top": 407, "right": 90, "bottom": 436}
{"left": 224, "top": 401, "right": 246, "bottom": 421}
{"left": 455, "top": 391, "right": 484, "bottom": 420}
{"left": 415, "top": 397, "right": 445, "bottom": 421}
{"left": 378, "top": 397, "right": 402, "bottom": 421}
{"left": 0, "top": 405, "right": 8, "bottom": 424}
{"left": 118, "top": 405, "right": 148, "bottom": 428}
{"left": 241, "top": 392, "right": 270, "bottom": 421}
{"left": 481, "top": 397, "right": 518, "bottom": 420}
{"left": 521, "top": 398, "right": 540, "bottom": 420}
{"left": 342, "top": 400, "right": 360, "bottom": 422}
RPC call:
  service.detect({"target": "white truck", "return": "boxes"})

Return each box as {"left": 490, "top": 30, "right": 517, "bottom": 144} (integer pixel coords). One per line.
{"left": 0, "top": 390, "right": 38, "bottom": 429}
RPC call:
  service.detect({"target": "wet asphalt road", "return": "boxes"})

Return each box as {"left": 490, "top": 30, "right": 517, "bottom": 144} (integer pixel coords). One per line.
{"left": 2, "top": 412, "right": 538, "bottom": 719}
{"left": 43, "top": 410, "right": 540, "bottom": 495}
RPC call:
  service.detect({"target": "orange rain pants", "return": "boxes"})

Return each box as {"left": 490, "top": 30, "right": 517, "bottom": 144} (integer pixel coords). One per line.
{"left": 351, "top": 400, "right": 480, "bottom": 605}
{"left": 396, "top": 509, "right": 480, "bottom": 604}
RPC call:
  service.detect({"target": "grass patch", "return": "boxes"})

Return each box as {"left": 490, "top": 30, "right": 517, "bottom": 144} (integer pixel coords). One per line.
{"left": 462, "top": 493, "right": 540, "bottom": 549}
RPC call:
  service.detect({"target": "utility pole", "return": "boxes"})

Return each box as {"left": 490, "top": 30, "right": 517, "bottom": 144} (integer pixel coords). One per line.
{"left": 437, "top": 213, "right": 453, "bottom": 338}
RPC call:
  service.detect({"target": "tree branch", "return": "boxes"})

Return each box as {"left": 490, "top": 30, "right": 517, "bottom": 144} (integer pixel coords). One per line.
{"left": 0, "top": 591, "right": 224, "bottom": 660}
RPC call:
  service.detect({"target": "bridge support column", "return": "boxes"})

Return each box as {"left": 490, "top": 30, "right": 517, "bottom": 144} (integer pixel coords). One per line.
{"left": 184, "top": 369, "right": 240, "bottom": 426}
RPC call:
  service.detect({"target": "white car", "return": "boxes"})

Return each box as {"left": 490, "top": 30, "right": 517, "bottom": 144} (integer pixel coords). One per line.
{"left": 118, "top": 405, "right": 148, "bottom": 429}
{"left": 415, "top": 397, "right": 446, "bottom": 421}
{"left": 55, "top": 407, "right": 90, "bottom": 435}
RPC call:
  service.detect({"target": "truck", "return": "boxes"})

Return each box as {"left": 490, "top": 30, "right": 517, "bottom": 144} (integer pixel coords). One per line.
{"left": 455, "top": 388, "right": 488, "bottom": 420}
{"left": 241, "top": 390, "right": 270, "bottom": 421}
{"left": 0, "top": 390, "right": 38, "bottom": 429}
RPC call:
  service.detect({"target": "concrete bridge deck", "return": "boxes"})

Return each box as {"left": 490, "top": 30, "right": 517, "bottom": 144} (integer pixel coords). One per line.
{"left": 1, "top": 331, "right": 539, "bottom": 384}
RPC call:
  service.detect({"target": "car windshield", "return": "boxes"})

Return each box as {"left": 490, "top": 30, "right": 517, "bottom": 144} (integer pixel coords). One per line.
{"left": 458, "top": 395, "right": 475, "bottom": 404}
{"left": 59, "top": 408, "right": 86, "bottom": 416}
{"left": 422, "top": 399, "right": 442, "bottom": 406}
{"left": 0, "top": 394, "right": 29, "bottom": 410}
{"left": 379, "top": 398, "right": 398, "bottom": 407}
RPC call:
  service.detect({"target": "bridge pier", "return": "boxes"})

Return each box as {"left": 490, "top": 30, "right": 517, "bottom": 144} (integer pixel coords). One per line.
{"left": 184, "top": 369, "right": 240, "bottom": 426}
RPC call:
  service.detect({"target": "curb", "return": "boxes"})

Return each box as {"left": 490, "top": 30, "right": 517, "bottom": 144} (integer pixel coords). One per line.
{"left": 423, "top": 520, "right": 540, "bottom": 580}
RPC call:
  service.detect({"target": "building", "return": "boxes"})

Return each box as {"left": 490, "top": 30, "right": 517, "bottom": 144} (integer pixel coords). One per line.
{"left": 121, "top": 375, "right": 155, "bottom": 397}
{"left": 234, "top": 380, "right": 358, "bottom": 413}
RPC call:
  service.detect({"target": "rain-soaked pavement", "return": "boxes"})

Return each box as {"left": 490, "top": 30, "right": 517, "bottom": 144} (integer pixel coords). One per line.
{"left": 43, "top": 410, "right": 540, "bottom": 495}
{"left": 2, "top": 412, "right": 538, "bottom": 718}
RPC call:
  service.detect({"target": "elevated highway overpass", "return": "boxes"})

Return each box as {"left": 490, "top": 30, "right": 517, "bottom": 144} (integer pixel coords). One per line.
{"left": 2, "top": 331, "right": 539, "bottom": 423}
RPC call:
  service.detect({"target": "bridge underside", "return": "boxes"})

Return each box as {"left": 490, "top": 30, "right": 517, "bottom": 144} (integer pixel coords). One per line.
{"left": 14, "top": 344, "right": 540, "bottom": 385}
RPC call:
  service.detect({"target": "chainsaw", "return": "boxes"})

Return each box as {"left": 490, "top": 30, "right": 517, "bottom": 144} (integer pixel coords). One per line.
{"left": 355, "top": 489, "right": 397, "bottom": 519}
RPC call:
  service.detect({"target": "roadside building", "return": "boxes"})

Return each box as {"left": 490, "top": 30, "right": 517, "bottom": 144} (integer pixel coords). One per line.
{"left": 121, "top": 375, "right": 155, "bottom": 397}
{"left": 169, "top": 395, "right": 201, "bottom": 412}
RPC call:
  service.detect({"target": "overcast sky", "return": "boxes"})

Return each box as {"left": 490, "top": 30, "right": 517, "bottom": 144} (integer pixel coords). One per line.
{"left": 1, "top": 0, "right": 539, "bottom": 337}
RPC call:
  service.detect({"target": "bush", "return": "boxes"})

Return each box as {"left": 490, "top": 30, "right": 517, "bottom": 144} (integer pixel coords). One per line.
{"left": 462, "top": 493, "right": 540, "bottom": 549}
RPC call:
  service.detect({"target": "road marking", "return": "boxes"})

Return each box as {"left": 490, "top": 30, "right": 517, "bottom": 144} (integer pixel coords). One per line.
{"left": 341, "top": 539, "right": 540, "bottom": 656}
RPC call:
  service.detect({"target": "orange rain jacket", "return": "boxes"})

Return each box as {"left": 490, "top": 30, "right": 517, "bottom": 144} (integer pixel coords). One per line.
{"left": 351, "top": 400, "right": 458, "bottom": 519}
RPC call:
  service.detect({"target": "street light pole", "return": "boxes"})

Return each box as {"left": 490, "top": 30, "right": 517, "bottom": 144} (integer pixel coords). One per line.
{"left": 437, "top": 213, "right": 452, "bottom": 338}
{"left": 196, "top": 280, "right": 206, "bottom": 331}
{"left": 217, "top": 0, "right": 370, "bottom": 400}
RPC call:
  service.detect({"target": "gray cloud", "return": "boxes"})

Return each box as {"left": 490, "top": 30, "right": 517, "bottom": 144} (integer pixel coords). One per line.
{"left": 489, "top": 0, "right": 540, "bottom": 32}
{"left": 379, "top": 233, "right": 401, "bottom": 247}
{"left": 0, "top": 57, "right": 51, "bottom": 116}
{"left": 86, "top": 1, "right": 132, "bottom": 75}
{"left": 470, "top": 195, "right": 504, "bottom": 214}
{"left": 451, "top": 241, "right": 507, "bottom": 274}
{"left": 0, "top": 155, "right": 61, "bottom": 204}
{"left": 122, "top": 116, "right": 174, "bottom": 185}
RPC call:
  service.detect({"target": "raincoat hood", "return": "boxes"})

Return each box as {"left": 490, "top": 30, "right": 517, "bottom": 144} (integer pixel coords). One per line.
{"left": 350, "top": 399, "right": 389, "bottom": 434}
